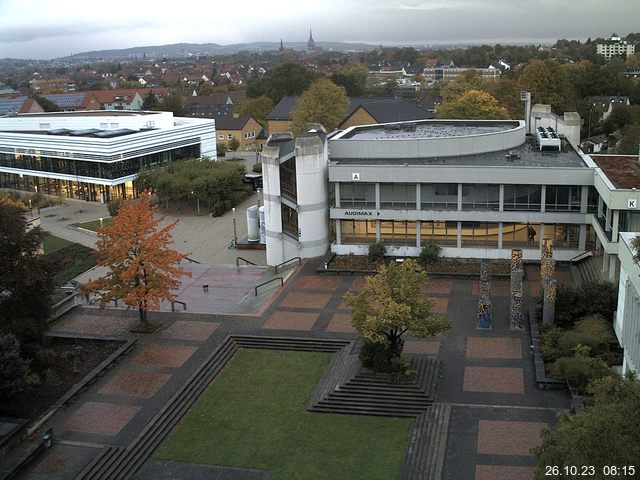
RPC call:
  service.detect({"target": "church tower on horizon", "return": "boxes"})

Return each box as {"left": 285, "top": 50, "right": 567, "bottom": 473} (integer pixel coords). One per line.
{"left": 307, "top": 29, "right": 315, "bottom": 50}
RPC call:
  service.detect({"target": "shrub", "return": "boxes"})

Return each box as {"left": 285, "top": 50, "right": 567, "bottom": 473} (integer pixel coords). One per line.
{"left": 574, "top": 315, "right": 613, "bottom": 351}
{"left": 559, "top": 331, "right": 604, "bottom": 357}
{"left": 541, "top": 281, "right": 618, "bottom": 329}
{"left": 216, "top": 142, "right": 228, "bottom": 156}
{"left": 419, "top": 241, "right": 441, "bottom": 265}
{"left": 0, "top": 334, "right": 31, "bottom": 401}
{"left": 210, "top": 202, "right": 226, "bottom": 217}
{"left": 539, "top": 325, "right": 564, "bottom": 362}
{"left": 368, "top": 242, "right": 386, "bottom": 262}
{"left": 387, "top": 356, "right": 417, "bottom": 382}
{"left": 252, "top": 163, "right": 262, "bottom": 173}
{"left": 551, "top": 348, "right": 611, "bottom": 392}
{"left": 107, "top": 198, "right": 121, "bottom": 217}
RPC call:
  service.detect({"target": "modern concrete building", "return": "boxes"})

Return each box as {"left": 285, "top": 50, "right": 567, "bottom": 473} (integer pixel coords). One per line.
{"left": 260, "top": 112, "right": 640, "bottom": 274}
{"left": 614, "top": 232, "right": 640, "bottom": 375}
{"left": 0, "top": 110, "right": 216, "bottom": 201}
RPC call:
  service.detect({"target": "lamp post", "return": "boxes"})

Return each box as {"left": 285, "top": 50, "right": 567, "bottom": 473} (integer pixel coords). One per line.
{"left": 28, "top": 199, "right": 32, "bottom": 217}
{"left": 99, "top": 217, "right": 103, "bottom": 228}
{"left": 232, "top": 207, "right": 237, "bottom": 248}
{"left": 35, "top": 185, "right": 40, "bottom": 214}
{"left": 61, "top": 203, "right": 65, "bottom": 220}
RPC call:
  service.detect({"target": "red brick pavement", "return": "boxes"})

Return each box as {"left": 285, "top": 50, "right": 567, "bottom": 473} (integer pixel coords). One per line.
{"left": 325, "top": 313, "right": 356, "bottom": 333}
{"left": 49, "top": 313, "right": 136, "bottom": 336}
{"left": 279, "top": 291, "right": 331, "bottom": 309}
{"left": 295, "top": 275, "right": 342, "bottom": 291}
{"left": 263, "top": 311, "right": 319, "bottom": 331}
{"left": 348, "top": 276, "right": 368, "bottom": 291}
{"left": 404, "top": 340, "right": 441, "bottom": 355}
{"left": 432, "top": 297, "right": 449, "bottom": 313}
{"left": 98, "top": 370, "right": 172, "bottom": 399}
{"left": 160, "top": 321, "right": 219, "bottom": 342}
{"left": 421, "top": 279, "right": 453, "bottom": 295}
{"left": 63, "top": 402, "right": 141, "bottom": 436}
{"left": 133, "top": 344, "right": 198, "bottom": 368}
{"left": 32, "top": 452, "right": 73, "bottom": 475}
{"left": 466, "top": 337, "right": 522, "bottom": 359}
{"left": 477, "top": 420, "right": 547, "bottom": 455}
{"left": 463, "top": 366, "right": 525, "bottom": 394}
{"left": 475, "top": 465, "right": 536, "bottom": 480}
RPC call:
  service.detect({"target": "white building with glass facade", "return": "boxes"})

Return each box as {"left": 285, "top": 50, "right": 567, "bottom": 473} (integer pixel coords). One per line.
{"left": 614, "top": 232, "right": 640, "bottom": 375}
{"left": 261, "top": 116, "right": 640, "bottom": 276}
{"left": 0, "top": 110, "right": 216, "bottom": 201}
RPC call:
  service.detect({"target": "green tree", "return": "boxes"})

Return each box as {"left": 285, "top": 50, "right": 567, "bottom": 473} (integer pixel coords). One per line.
{"left": 0, "top": 334, "right": 31, "bottom": 401}
{"left": 517, "top": 59, "right": 575, "bottom": 114}
{"left": 142, "top": 90, "right": 158, "bottom": 110}
{"left": 290, "top": 78, "right": 349, "bottom": 135}
{"left": 234, "top": 95, "right": 273, "bottom": 126}
{"left": 343, "top": 259, "right": 452, "bottom": 369}
{"left": 618, "top": 124, "right": 640, "bottom": 154}
{"left": 157, "top": 92, "right": 183, "bottom": 116}
{"left": 603, "top": 105, "right": 634, "bottom": 134}
{"left": 437, "top": 89, "right": 510, "bottom": 119}
{"left": 249, "top": 63, "right": 317, "bottom": 104}
{"left": 227, "top": 136, "right": 240, "bottom": 151}
{"left": 330, "top": 65, "right": 368, "bottom": 97}
{"left": 533, "top": 373, "right": 640, "bottom": 479}
{"left": 0, "top": 196, "right": 53, "bottom": 342}
{"left": 31, "top": 94, "right": 60, "bottom": 112}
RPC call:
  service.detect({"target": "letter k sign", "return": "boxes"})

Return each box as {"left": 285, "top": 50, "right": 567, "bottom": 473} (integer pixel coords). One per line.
{"left": 629, "top": 199, "right": 637, "bottom": 209}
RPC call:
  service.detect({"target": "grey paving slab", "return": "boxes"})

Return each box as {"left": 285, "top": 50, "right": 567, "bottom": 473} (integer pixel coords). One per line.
{"left": 138, "top": 459, "right": 270, "bottom": 480}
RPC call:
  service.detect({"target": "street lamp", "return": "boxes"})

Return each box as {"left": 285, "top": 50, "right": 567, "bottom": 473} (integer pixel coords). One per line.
{"left": 232, "top": 207, "right": 237, "bottom": 248}
{"left": 28, "top": 199, "right": 32, "bottom": 217}
{"left": 99, "top": 217, "right": 103, "bottom": 228}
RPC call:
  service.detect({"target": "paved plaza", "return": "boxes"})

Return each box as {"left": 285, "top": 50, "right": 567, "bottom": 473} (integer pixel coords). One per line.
{"left": 13, "top": 193, "right": 572, "bottom": 479}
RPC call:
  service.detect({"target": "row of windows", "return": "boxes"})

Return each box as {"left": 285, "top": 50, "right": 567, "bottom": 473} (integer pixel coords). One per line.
{"left": 0, "top": 145, "right": 200, "bottom": 180}
{"left": 338, "top": 183, "right": 598, "bottom": 213}
{"left": 340, "top": 220, "right": 582, "bottom": 249}
{"left": 217, "top": 132, "right": 256, "bottom": 141}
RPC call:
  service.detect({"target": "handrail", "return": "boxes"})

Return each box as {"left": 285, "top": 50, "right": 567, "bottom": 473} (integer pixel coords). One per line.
{"left": 569, "top": 251, "right": 593, "bottom": 265}
{"left": 171, "top": 300, "right": 187, "bottom": 312}
{"left": 236, "top": 256, "right": 257, "bottom": 266}
{"left": 254, "top": 277, "right": 283, "bottom": 296}
{"left": 274, "top": 256, "right": 301, "bottom": 273}
{"left": 184, "top": 256, "right": 201, "bottom": 264}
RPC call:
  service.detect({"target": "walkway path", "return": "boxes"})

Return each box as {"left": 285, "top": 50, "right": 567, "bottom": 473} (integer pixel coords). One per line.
{"left": 18, "top": 259, "right": 572, "bottom": 480}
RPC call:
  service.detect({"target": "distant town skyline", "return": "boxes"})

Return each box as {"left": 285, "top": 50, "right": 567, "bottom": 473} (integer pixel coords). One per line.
{"left": 1, "top": 0, "right": 639, "bottom": 60}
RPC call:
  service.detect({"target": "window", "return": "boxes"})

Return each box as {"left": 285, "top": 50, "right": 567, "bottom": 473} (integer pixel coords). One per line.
{"left": 218, "top": 134, "right": 224, "bottom": 140}
{"left": 547, "top": 224, "right": 579, "bottom": 249}
{"left": 281, "top": 203, "right": 298, "bottom": 238}
{"left": 227, "top": 134, "right": 233, "bottom": 140}
{"left": 503, "top": 185, "right": 541, "bottom": 211}
{"left": 421, "top": 220, "right": 457, "bottom": 246}
{"left": 587, "top": 186, "right": 598, "bottom": 213}
{"left": 545, "top": 186, "right": 581, "bottom": 212}
{"left": 502, "top": 223, "right": 540, "bottom": 248}
{"left": 460, "top": 222, "right": 499, "bottom": 247}
{"left": 421, "top": 183, "right": 457, "bottom": 209}
{"left": 379, "top": 221, "right": 417, "bottom": 245}
{"left": 380, "top": 183, "right": 416, "bottom": 209}
{"left": 461, "top": 184, "right": 499, "bottom": 211}
{"left": 279, "top": 158, "right": 297, "bottom": 200}
{"left": 339, "top": 183, "right": 375, "bottom": 208}
{"left": 341, "top": 220, "right": 376, "bottom": 244}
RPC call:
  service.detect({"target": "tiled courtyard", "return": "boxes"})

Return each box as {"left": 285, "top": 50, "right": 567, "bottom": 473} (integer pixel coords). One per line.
{"left": 19, "top": 259, "right": 571, "bottom": 480}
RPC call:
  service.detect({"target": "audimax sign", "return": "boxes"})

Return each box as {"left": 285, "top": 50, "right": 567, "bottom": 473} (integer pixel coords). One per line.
{"left": 344, "top": 210, "right": 380, "bottom": 217}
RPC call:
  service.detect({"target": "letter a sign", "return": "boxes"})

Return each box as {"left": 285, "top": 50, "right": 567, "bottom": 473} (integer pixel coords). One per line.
{"left": 352, "top": 173, "right": 360, "bottom": 181}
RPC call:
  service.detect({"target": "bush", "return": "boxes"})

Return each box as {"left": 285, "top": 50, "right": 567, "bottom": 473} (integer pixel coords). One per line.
{"left": 419, "top": 241, "right": 441, "bottom": 265}
{"left": 216, "top": 142, "right": 228, "bottom": 156}
{"left": 368, "top": 242, "right": 386, "bottom": 262}
{"left": 107, "top": 198, "right": 121, "bottom": 217}
{"left": 0, "top": 334, "right": 31, "bottom": 401}
{"left": 574, "top": 314, "right": 613, "bottom": 350}
{"left": 359, "top": 339, "right": 410, "bottom": 380}
{"left": 559, "top": 331, "right": 605, "bottom": 357}
{"left": 539, "top": 325, "right": 563, "bottom": 363}
{"left": 542, "top": 281, "right": 618, "bottom": 329}
{"left": 252, "top": 163, "right": 262, "bottom": 173}
{"left": 210, "top": 202, "right": 226, "bottom": 217}
{"left": 551, "top": 349, "right": 611, "bottom": 392}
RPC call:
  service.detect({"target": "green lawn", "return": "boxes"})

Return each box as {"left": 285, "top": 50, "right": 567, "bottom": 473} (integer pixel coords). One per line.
{"left": 43, "top": 234, "right": 96, "bottom": 285}
{"left": 75, "top": 217, "right": 113, "bottom": 232}
{"left": 156, "top": 349, "right": 412, "bottom": 480}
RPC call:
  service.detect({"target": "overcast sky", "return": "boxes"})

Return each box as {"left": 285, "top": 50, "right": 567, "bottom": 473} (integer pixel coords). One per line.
{"left": 1, "top": 0, "right": 639, "bottom": 60}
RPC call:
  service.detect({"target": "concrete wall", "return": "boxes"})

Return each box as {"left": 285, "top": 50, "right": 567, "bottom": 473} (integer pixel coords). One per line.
{"left": 530, "top": 104, "right": 581, "bottom": 146}
{"left": 615, "top": 232, "right": 640, "bottom": 374}
{"left": 260, "top": 145, "right": 285, "bottom": 266}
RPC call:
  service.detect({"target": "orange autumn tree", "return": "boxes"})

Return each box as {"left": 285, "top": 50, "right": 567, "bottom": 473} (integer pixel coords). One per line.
{"left": 84, "top": 191, "right": 190, "bottom": 326}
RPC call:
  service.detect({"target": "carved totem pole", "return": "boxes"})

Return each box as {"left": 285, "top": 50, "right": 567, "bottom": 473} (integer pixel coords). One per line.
{"left": 476, "top": 258, "right": 492, "bottom": 329}
{"left": 510, "top": 248, "right": 524, "bottom": 330}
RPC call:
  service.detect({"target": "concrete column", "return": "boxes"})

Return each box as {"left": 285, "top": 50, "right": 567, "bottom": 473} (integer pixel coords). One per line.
{"left": 335, "top": 220, "right": 341, "bottom": 245}
{"left": 375, "top": 183, "right": 380, "bottom": 210}
{"left": 335, "top": 182, "right": 340, "bottom": 208}
{"left": 498, "top": 222, "right": 503, "bottom": 249}
{"left": 598, "top": 196, "right": 603, "bottom": 218}
{"left": 605, "top": 207, "right": 612, "bottom": 232}
{"left": 579, "top": 224, "right": 587, "bottom": 250}
{"left": 457, "top": 183, "right": 462, "bottom": 211}
{"left": 602, "top": 251, "right": 609, "bottom": 274}
{"left": 609, "top": 255, "right": 617, "bottom": 281}
{"left": 580, "top": 185, "right": 589, "bottom": 214}
{"left": 415, "top": 184, "right": 421, "bottom": 211}
{"left": 416, "top": 220, "right": 421, "bottom": 248}
{"left": 376, "top": 220, "right": 380, "bottom": 242}
{"left": 540, "top": 185, "right": 546, "bottom": 213}
{"left": 261, "top": 146, "right": 284, "bottom": 266}
{"left": 499, "top": 184, "right": 504, "bottom": 212}
{"left": 612, "top": 210, "right": 620, "bottom": 239}
{"left": 457, "top": 221, "right": 462, "bottom": 249}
